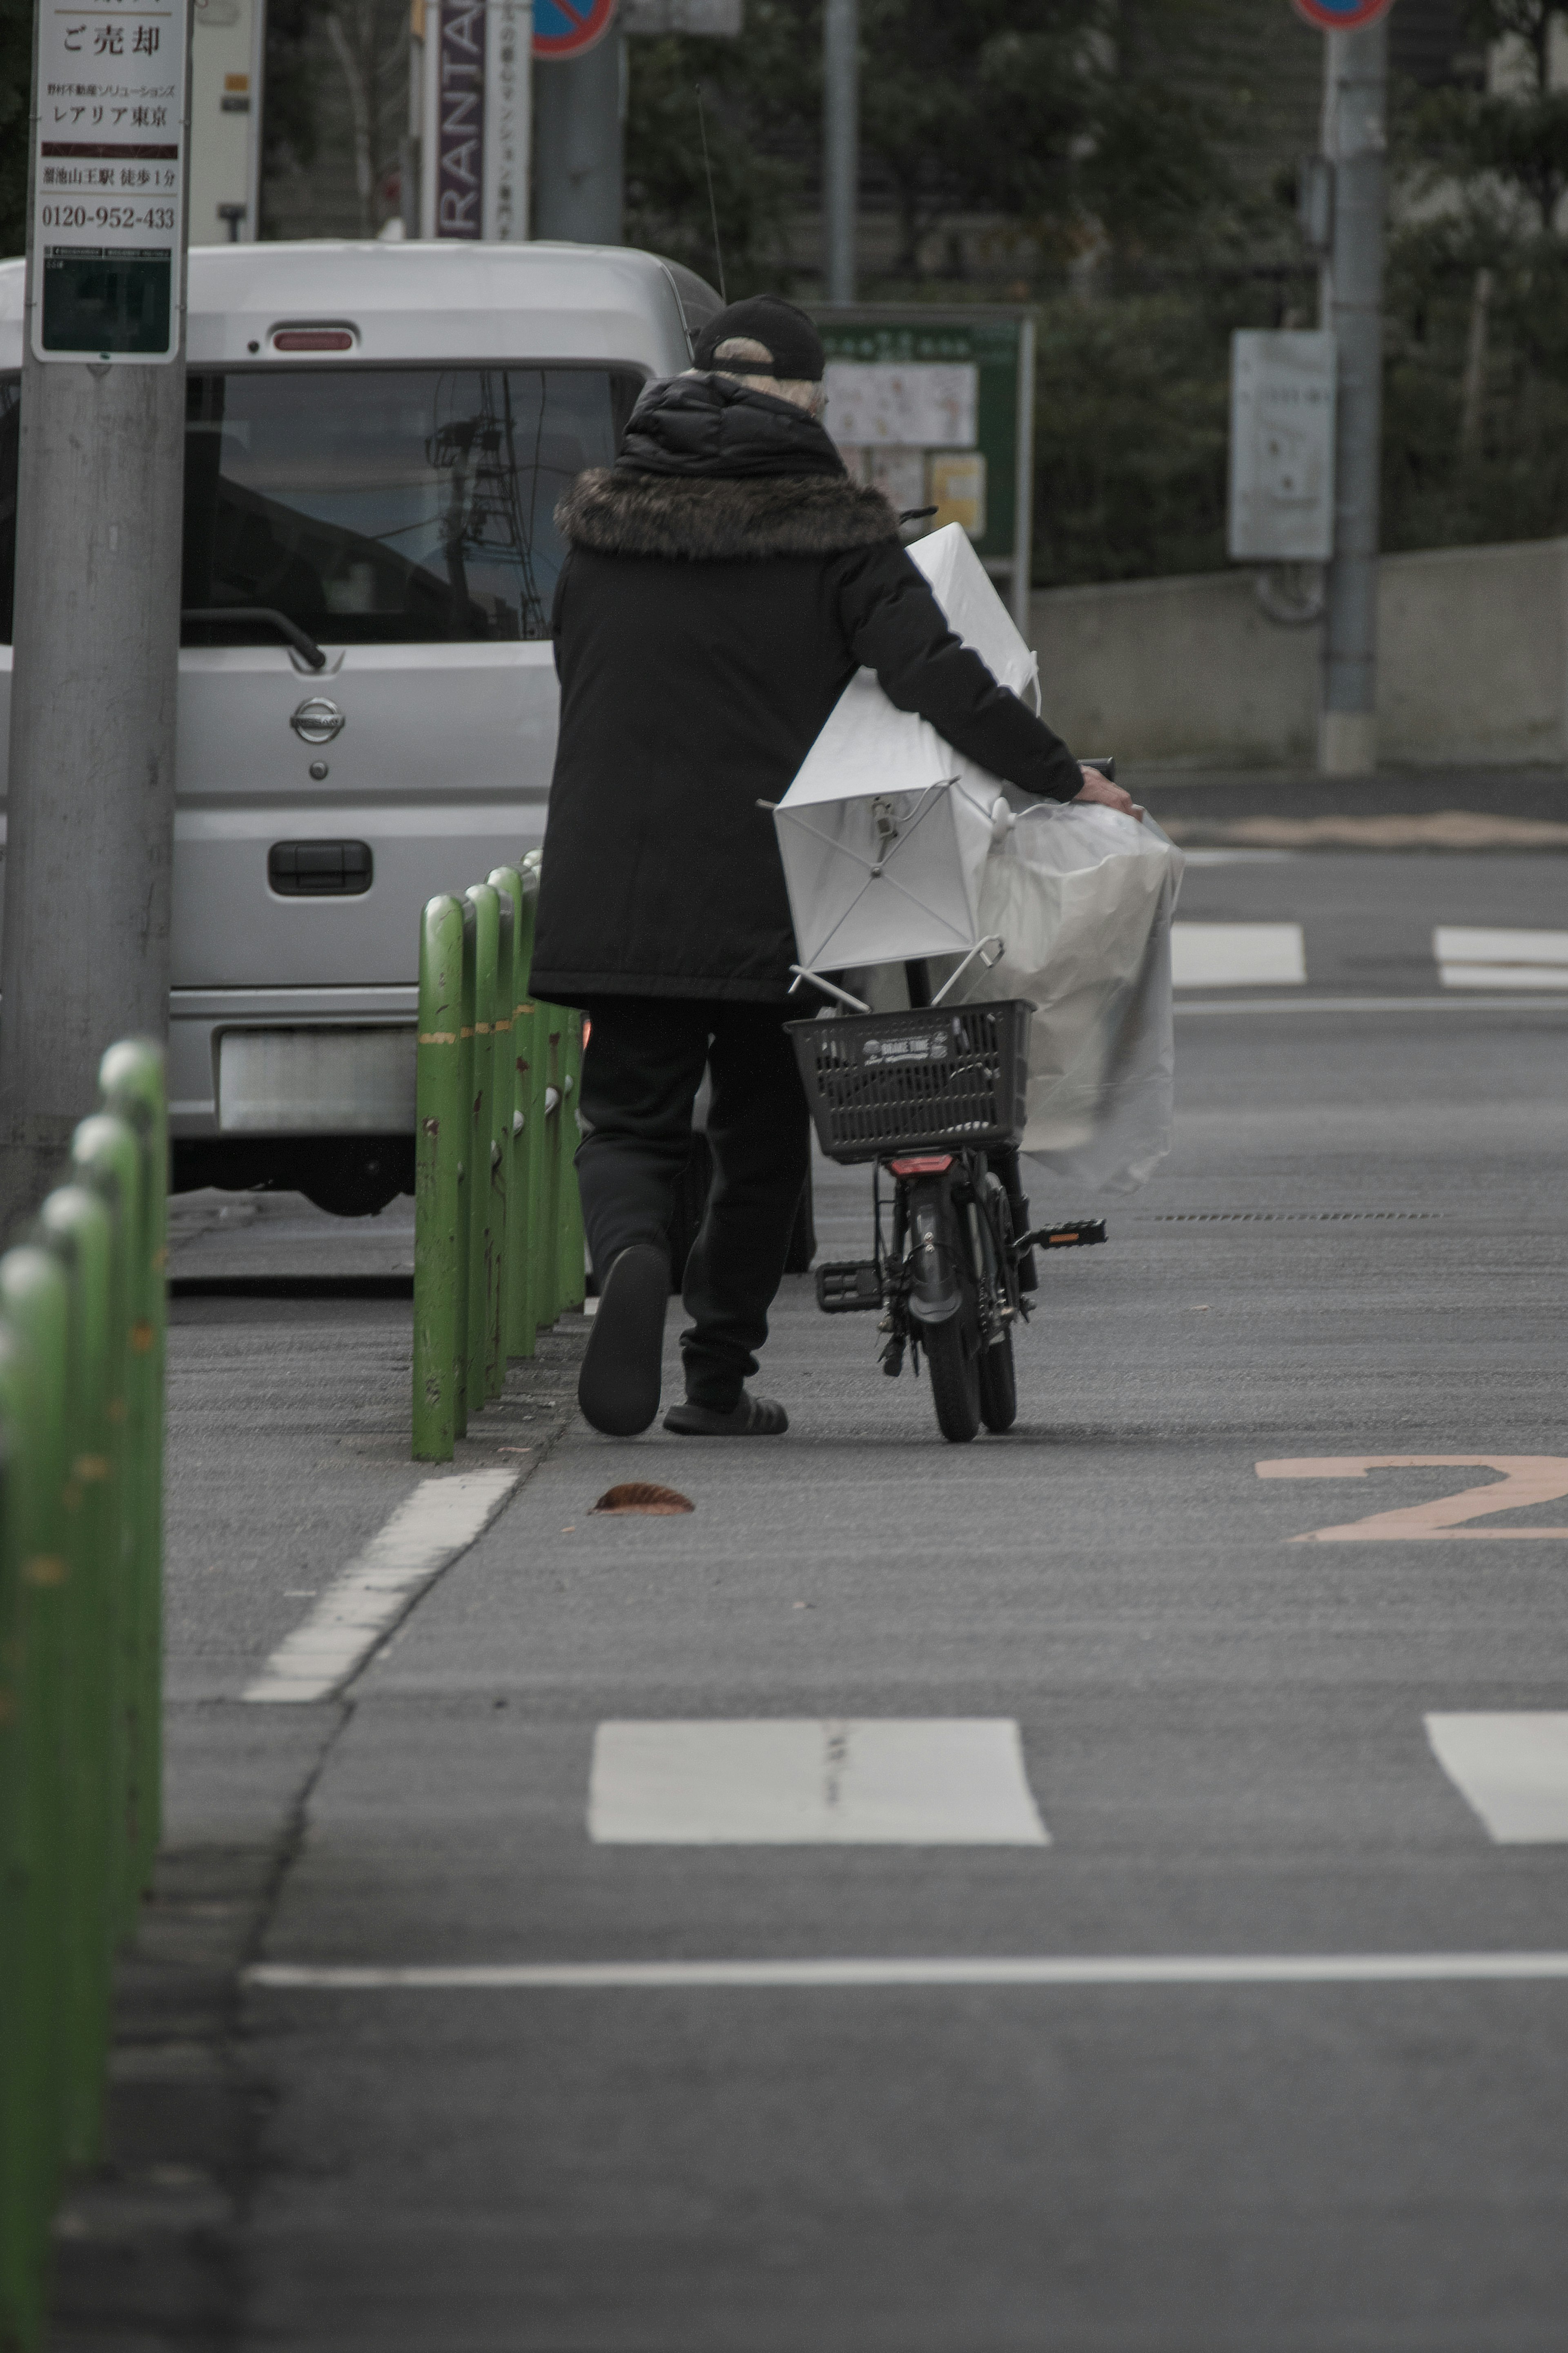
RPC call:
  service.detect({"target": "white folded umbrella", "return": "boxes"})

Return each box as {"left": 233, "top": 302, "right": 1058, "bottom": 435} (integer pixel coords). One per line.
{"left": 773, "top": 525, "right": 1038, "bottom": 982}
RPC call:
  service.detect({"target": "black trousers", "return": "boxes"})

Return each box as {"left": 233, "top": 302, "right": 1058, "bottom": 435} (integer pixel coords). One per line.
{"left": 575, "top": 997, "right": 812, "bottom": 1410}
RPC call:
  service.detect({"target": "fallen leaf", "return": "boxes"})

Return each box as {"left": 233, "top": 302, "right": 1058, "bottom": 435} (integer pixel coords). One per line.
{"left": 591, "top": 1482, "right": 695, "bottom": 1517}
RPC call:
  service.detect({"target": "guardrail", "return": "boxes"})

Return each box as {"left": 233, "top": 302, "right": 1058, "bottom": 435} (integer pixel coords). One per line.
{"left": 0, "top": 1040, "right": 168, "bottom": 2353}
{"left": 413, "top": 858, "right": 586, "bottom": 1462}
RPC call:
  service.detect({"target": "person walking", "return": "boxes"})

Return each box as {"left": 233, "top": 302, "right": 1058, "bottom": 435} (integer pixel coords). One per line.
{"left": 529, "top": 294, "right": 1134, "bottom": 1440}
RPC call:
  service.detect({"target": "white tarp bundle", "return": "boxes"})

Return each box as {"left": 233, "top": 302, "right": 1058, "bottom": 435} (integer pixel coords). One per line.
{"left": 773, "top": 526, "right": 1037, "bottom": 973}
{"left": 942, "top": 803, "right": 1184, "bottom": 1193}
{"left": 774, "top": 522, "right": 1185, "bottom": 1194}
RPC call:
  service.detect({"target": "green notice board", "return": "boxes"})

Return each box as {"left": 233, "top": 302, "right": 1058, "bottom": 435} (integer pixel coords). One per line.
{"left": 813, "top": 308, "right": 1035, "bottom": 624}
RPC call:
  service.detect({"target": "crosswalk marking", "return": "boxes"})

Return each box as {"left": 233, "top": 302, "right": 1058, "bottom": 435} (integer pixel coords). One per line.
{"left": 588, "top": 1719, "right": 1050, "bottom": 1846}
{"left": 1171, "top": 922, "right": 1306, "bottom": 988}
{"left": 1426, "top": 1714, "right": 1568, "bottom": 1842}
{"left": 1434, "top": 926, "right": 1568, "bottom": 989}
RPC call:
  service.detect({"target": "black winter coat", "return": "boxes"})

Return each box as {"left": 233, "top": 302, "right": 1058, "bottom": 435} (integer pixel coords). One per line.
{"left": 528, "top": 374, "right": 1081, "bottom": 1006}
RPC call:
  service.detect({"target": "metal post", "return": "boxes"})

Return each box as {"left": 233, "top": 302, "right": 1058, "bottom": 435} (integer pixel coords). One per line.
{"left": 70, "top": 1114, "right": 143, "bottom": 1938}
{"left": 0, "top": 0, "right": 192, "bottom": 1231}
{"left": 99, "top": 1039, "right": 169, "bottom": 1893}
{"left": 488, "top": 866, "right": 529, "bottom": 1358}
{"left": 37, "top": 1182, "right": 115, "bottom": 2168}
{"left": 532, "top": 31, "right": 624, "bottom": 242}
{"left": 0, "top": 1248, "right": 70, "bottom": 2350}
{"left": 486, "top": 889, "right": 514, "bottom": 1399}
{"left": 412, "top": 897, "right": 466, "bottom": 1462}
{"left": 1319, "top": 18, "right": 1388, "bottom": 777}
{"left": 823, "top": 0, "right": 858, "bottom": 303}
{"left": 464, "top": 885, "right": 499, "bottom": 1419}
{"left": 557, "top": 1013, "right": 586, "bottom": 1314}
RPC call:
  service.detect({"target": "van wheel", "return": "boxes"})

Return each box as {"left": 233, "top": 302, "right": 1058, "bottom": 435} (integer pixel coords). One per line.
{"left": 299, "top": 1146, "right": 406, "bottom": 1218}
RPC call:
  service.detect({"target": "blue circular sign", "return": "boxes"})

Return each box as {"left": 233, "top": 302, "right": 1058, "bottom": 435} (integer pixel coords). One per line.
{"left": 534, "top": 0, "right": 617, "bottom": 56}
{"left": 1290, "top": 0, "right": 1394, "bottom": 27}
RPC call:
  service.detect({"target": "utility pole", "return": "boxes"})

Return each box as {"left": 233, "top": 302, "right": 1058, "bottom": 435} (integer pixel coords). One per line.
{"left": 823, "top": 0, "right": 858, "bottom": 302}
{"left": 1318, "top": 15, "right": 1388, "bottom": 776}
{"left": 532, "top": 28, "right": 624, "bottom": 241}
{"left": 0, "top": 0, "right": 192, "bottom": 1227}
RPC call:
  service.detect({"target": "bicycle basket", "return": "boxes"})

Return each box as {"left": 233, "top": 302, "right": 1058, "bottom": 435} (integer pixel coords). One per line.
{"left": 786, "top": 1001, "right": 1032, "bottom": 1164}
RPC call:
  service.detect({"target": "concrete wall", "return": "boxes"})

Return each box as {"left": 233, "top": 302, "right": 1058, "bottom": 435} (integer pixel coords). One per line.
{"left": 1030, "top": 536, "right": 1568, "bottom": 768}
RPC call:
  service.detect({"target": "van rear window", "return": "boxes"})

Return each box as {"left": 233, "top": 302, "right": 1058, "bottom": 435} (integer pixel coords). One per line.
{"left": 0, "top": 364, "right": 642, "bottom": 648}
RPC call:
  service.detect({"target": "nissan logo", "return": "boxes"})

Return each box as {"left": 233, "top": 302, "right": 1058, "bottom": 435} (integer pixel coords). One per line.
{"left": 290, "top": 697, "right": 346, "bottom": 745}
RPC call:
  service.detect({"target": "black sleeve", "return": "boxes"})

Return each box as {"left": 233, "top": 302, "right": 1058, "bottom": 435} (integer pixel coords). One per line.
{"left": 831, "top": 538, "right": 1082, "bottom": 803}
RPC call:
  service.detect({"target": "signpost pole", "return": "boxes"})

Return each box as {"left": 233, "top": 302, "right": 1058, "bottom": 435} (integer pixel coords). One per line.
{"left": 0, "top": 0, "right": 192, "bottom": 1228}
{"left": 1317, "top": 14, "right": 1389, "bottom": 775}
{"left": 532, "top": 0, "right": 623, "bottom": 242}
{"left": 823, "top": 0, "right": 858, "bottom": 303}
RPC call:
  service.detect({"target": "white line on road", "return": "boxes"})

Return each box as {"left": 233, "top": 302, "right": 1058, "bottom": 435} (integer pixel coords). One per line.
{"left": 1434, "top": 926, "right": 1568, "bottom": 990}
{"left": 1426, "top": 1714, "right": 1568, "bottom": 1842}
{"left": 1174, "top": 995, "right": 1568, "bottom": 1015}
{"left": 588, "top": 1719, "right": 1049, "bottom": 1845}
{"left": 1171, "top": 922, "right": 1306, "bottom": 989}
{"left": 242, "top": 1468, "right": 519, "bottom": 1705}
{"left": 244, "top": 1952, "right": 1568, "bottom": 1991}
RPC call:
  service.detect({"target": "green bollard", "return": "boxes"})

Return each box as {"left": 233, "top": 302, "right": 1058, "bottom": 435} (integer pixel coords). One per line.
{"left": 96, "top": 1039, "right": 167, "bottom": 1894}
{"left": 36, "top": 1184, "right": 116, "bottom": 2174}
{"left": 489, "top": 866, "right": 533, "bottom": 1361}
{"left": 535, "top": 1006, "right": 563, "bottom": 1334}
{"left": 412, "top": 896, "right": 466, "bottom": 1463}
{"left": 71, "top": 1114, "right": 143, "bottom": 1942}
{"left": 0, "top": 1260, "right": 70, "bottom": 2351}
{"left": 486, "top": 889, "right": 514, "bottom": 1402}
{"left": 464, "top": 885, "right": 499, "bottom": 1421}
{"left": 518, "top": 887, "right": 550, "bottom": 1358}
{"left": 557, "top": 1011, "right": 587, "bottom": 1314}
{"left": 454, "top": 895, "right": 477, "bottom": 1438}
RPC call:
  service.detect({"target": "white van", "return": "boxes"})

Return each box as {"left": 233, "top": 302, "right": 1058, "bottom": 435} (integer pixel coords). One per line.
{"left": 0, "top": 241, "right": 721, "bottom": 1212}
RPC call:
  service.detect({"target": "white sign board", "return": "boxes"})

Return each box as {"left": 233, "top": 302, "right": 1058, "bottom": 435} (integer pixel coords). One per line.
{"left": 33, "top": 0, "right": 189, "bottom": 360}
{"left": 823, "top": 360, "right": 978, "bottom": 450}
{"left": 1228, "top": 330, "right": 1336, "bottom": 564}
{"left": 187, "top": 0, "right": 261, "bottom": 243}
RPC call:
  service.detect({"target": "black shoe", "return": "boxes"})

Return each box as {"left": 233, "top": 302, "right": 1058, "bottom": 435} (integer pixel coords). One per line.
{"left": 577, "top": 1245, "right": 670, "bottom": 1436}
{"left": 664, "top": 1393, "right": 789, "bottom": 1437}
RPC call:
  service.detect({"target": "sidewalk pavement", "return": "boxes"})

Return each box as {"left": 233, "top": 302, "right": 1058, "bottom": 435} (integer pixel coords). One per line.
{"left": 1129, "top": 764, "right": 1568, "bottom": 849}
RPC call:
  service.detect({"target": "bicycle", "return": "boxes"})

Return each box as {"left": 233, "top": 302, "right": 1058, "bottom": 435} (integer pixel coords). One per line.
{"left": 787, "top": 993, "right": 1104, "bottom": 1443}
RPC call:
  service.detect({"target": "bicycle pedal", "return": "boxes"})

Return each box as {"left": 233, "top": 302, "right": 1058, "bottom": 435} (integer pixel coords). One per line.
{"left": 1022, "top": 1218, "right": 1107, "bottom": 1251}
{"left": 815, "top": 1259, "right": 884, "bottom": 1313}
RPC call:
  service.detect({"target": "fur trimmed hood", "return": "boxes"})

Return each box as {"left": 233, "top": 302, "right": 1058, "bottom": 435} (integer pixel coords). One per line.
{"left": 556, "top": 468, "right": 902, "bottom": 563}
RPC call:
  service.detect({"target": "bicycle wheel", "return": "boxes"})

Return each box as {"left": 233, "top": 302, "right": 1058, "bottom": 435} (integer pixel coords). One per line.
{"left": 978, "top": 1327, "right": 1017, "bottom": 1433}
{"left": 924, "top": 1309, "right": 981, "bottom": 1442}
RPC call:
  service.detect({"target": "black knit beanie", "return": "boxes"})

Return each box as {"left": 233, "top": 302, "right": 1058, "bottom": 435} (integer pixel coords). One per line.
{"left": 692, "top": 295, "right": 826, "bottom": 384}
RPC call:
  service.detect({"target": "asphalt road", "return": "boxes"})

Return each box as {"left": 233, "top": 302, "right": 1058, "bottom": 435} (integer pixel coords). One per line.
{"left": 135, "top": 852, "right": 1568, "bottom": 2352}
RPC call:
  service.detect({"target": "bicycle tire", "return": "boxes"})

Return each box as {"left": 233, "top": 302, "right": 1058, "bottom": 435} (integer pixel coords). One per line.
{"left": 924, "top": 1309, "right": 981, "bottom": 1442}
{"left": 978, "top": 1327, "right": 1017, "bottom": 1433}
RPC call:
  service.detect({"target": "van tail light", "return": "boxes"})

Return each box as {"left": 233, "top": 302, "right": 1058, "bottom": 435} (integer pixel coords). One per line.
{"left": 888, "top": 1154, "right": 953, "bottom": 1177}
{"left": 272, "top": 327, "right": 355, "bottom": 352}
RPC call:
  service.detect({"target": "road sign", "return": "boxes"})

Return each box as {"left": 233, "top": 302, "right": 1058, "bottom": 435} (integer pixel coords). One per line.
{"left": 31, "top": 0, "right": 190, "bottom": 361}
{"left": 1290, "top": 0, "right": 1393, "bottom": 31}
{"left": 1229, "top": 330, "right": 1336, "bottom": 563}
{"left": 534, "top": 0, "right": 617, "bottom": 57}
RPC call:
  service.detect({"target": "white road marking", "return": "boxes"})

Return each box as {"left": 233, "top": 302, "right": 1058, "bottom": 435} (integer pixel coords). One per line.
{"left": 1435, "top": 926, "right": 1568, "bottom": 990}
{"left": 244, "top": 1952, "right": 1568, "bottom": 1991}
{"left": 243, "top": 1468, "right": 519, "bottom": 1704}
{"left": 1175, "top": 996, "right": 1568, "bottom": 1015}
{"left": 1426, "top": 1713, "right": 1568, "bottom": 1842}
{"left": 588, "top": 1719, "right": 1049, "bottom": 1845}
{"left": 1171, "top": 922, "right": 1306, "bottom": 989}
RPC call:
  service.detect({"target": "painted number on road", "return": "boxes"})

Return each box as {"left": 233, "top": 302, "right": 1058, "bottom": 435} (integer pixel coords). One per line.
{"left": 1255, "top": 1456, "right": 1568, "bottom": 1542}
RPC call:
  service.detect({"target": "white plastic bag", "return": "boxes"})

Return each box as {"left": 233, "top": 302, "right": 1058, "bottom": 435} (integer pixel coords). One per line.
{"left": 944, "top": 803, "right": 1184, "bottom": 1193}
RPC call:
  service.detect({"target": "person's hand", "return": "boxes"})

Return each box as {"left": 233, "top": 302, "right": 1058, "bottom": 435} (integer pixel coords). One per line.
{"left": 1073, "top": 766, "right": 1138, "bottom": 815}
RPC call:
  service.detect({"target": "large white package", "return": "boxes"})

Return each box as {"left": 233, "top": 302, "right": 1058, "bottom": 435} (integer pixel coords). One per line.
{"left": 944, "top": 803, "right": 1184, "bottom": 1193}
{"left": 773, "top": 526, "right": 1036, "bottom": 973}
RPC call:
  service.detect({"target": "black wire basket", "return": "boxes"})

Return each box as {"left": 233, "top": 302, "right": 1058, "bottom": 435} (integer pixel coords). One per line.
{"left": 786, "top": 1000, "right": 1033, "bottom": 1164}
